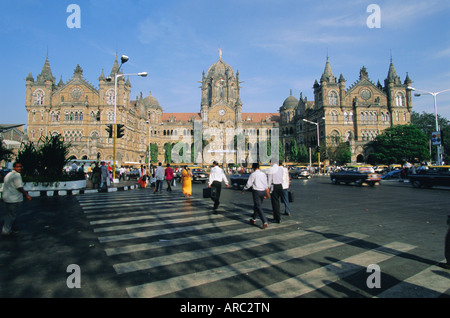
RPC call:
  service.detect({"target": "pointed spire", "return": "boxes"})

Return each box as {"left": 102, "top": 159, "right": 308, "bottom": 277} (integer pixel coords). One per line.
{"left": 26, "top": 72, "right": 34, "bottom": 82}
{"left": 110, "top": 54, "right": 121, "bottom": 76}
{"left": 386, "top": 57, "right": 401, "bottom": 85}
{"left": 37, "top": 54, "right": 55, "bottom": 83}
{"left": 57, "top": 75, "right": 64, "bottom": 87}
{"left": 98, "top": 69, "right": 105, "bottom": 81}
{"left": 73, "top": 64, "right": 83, "bottom": 78}
{"left": 321, "top": 56, "right": 336, "bottom": 83}
{"left": 404, "top": 72, "right": 412, "bottom": 85}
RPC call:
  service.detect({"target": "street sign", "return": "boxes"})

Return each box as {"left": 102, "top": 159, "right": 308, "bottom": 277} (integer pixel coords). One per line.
{"left": 432, "top": 131, "right": 441, "bottom": 146}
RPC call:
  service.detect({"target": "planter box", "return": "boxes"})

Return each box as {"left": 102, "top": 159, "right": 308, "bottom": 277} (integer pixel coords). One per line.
{"left": 1, "top": 180, "right": 86, "bottom": 198}
{"left": 22, "top": 180, "right": 87, "bottom": 191}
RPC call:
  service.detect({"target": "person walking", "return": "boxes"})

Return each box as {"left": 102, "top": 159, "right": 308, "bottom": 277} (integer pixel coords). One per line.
{"left": 1, "top": 162, "right": 32, "bottom": 236}
{"left": 242, "top": 162, "right": 270, "bottom": 229}
{"left": 208, "top": 161, "right": 229, "bottom": 210}
{"left": 155, "top": 162, "right": 165, "bottom": 193}
{"left": 268, "top": 161, "right": 284, "bottom": 223}
{"left": 99, "top": 161, "right": 110, "bottom": 191}
{"left": 91, "top": 162, "right": 101, "bottom": 189}
{"left": 165, "top": 163, "right": 174, "bottom": 192}
{"left": 138, "top": 165, "right": 147, "bottom": 188}
{"left": 280, "top": 162, "right": 291, "bottom": 216}
{"left": 181, "top": 166, "right": 193, "bottom": 198}
{"left": 148, "top": 164, "right": 156, "bottom": 194}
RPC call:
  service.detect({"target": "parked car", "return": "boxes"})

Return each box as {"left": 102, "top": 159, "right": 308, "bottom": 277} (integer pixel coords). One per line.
{"left": 409, "top": 165, "right": 450, "bottom": 188}
{"left": 230, "top": 173, "right": 251, "bottom": 189}
{"left": 125, "top": 169, "right": 140, "bottom": 181}
{"left": 289, "top": 166, "right": 311, "bottom": 179}
{"left": 191, "top": 168, "right": 209, "bottom": 183}
{"left": 381, "top": 169, "right": 402, "bottom": 180}
{"left": 330, "top": 166, "right": 381, "bottom": 186}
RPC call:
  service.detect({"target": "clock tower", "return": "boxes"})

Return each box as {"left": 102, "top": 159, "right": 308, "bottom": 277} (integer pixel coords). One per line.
{"left": 200, "top": 49, "right": 242, "bottom": 129}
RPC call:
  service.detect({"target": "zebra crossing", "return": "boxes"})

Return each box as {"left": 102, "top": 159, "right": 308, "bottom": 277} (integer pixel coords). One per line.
{"left": 77, "top": 189, "right": 450, "bottom": 298}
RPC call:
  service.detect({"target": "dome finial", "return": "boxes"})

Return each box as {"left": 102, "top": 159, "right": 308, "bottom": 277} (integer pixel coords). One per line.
{"left": 218, "top": 47, "right": 222, "bottom": 60}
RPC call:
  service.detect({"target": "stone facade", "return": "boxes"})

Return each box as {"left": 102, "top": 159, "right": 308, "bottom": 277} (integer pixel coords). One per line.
{"left": 24, "top": 53, "right": 412, "bottom": 165}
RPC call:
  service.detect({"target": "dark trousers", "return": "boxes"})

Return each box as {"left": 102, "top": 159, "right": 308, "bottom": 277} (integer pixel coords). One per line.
{"left": 252, "top": 190, "right": 268, "bottom": 224}
{"left": 445, "top": 222, "right": 450, "bottom": 264}
{"left": 270, "top": 184, "right": 283, "bottom": 222}
{"left": 156, "top": 180, "right": 163, "bottom": 192}
{"left": 211, "top": 181, "right": 222, "bottom": 209}
{"left": 166, "top": 179, "right": 172, "bottom": 191}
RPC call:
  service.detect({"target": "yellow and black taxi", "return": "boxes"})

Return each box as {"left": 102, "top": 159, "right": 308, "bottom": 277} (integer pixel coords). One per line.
{"left": 409, "top": 165, "right": 450, "bottom": 188}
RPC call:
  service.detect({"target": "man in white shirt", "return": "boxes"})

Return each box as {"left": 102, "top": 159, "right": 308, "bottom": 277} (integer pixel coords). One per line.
{"left": 281, "top": 163, "right": 291, "bottom": 216}
{"left": 2, "top": 162, "right": 31, "bottom": 236}
{"left": 267, "top": 161, "right": 284, "bottom": 223}
{"left": 155, "top": 162, "right": 165, "bottom": 193}
{"left": 242, "top": 162, "right": 270, "bottom": 229}
{"left": 208, "top": 161, "right": 229, "bottom": 210}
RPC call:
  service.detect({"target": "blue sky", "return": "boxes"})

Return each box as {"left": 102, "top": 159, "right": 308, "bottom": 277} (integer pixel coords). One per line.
{"left": 1, "top": 0, "right": 450, "bottom": 125}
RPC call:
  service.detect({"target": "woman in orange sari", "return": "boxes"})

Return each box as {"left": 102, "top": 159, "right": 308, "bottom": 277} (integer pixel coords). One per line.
{"left": 181, "top": 166, "right": 193, "bottom": 198}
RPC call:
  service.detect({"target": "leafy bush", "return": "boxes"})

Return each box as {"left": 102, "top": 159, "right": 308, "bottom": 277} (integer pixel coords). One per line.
{"left": 15, "top": 134, "right": 79, "bottom": 183}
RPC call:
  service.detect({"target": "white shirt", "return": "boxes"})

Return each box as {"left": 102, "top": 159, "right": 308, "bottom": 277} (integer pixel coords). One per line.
{"left": 2, "top": 170, "right": 24, "bottom": 203}
{"left": 155, "top": 166, "right": 165, "bottom": 180}
{"left": 267, "top": 164, "right": 284, "bottom": 185}
{"left": 208, "top": 166, "right": 229, "bottom": 186}
{"left": 244, "top": 169, "right": 268, "bottom": 191}
{"left": 282, "top": 166, "right": 290, "bottom": 189}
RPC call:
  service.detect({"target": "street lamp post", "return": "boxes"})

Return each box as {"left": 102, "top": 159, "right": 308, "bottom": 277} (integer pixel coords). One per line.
{"left": 407, "top": 86, "right": 450, "bottom": 165}
{"left": 303, "top": 118, "right": 321, "bottom": 173}
{"left": 106, "top": 55, "right": 147, "bottom": 179}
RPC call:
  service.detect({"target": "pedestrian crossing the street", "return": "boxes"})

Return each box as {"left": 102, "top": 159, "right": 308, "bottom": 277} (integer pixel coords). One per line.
{"left": 77, "top": 190, "right": 450, "bottom": 298}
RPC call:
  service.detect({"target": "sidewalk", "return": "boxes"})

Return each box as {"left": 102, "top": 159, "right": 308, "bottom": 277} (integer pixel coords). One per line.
{"left": 27, "top": 178, "right": 141, "bottom": 197}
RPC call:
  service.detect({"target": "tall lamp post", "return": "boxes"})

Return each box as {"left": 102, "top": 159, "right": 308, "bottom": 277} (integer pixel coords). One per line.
{"left": 407, "top": 86, "right": 450, "bottom": 165}
{"left": 106, "top": 55, "right": 147, "bottom": 179}
{"left": 303, "top": 118, "right": 321, "bottom": 173}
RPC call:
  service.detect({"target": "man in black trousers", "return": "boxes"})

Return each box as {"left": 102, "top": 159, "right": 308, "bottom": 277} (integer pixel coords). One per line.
{"left": 208, "top": 161, "right": 229, "bottom": 210}
{"left": 268, "top": 161, "right": 284, "bottom": 223}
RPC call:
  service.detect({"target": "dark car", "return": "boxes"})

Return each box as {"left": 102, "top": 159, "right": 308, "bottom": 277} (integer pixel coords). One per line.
{"left": 191, "top": 168, "right": 209, "bottom": 183}
{"left": 125, "top": 169, "right": 140, "bottom": 181}
{"left": 230, "top": 173, "right": 251, "bottom": 189}
{"left": 381, "top": 169, "right": 402, "bottom": 180}
{"left": 330, "top": 166, "right": 381, "bottom": 186}
{"left": 289, "top": 166, "right": 311, "bottom": 179}
{"left": 409, "top": 165, "right": 450, "bottom": 188}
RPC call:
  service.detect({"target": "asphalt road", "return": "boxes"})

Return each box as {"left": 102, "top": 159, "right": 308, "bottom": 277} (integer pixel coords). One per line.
{"left": 0, "top": 175, "right": 449, "bottom": 303}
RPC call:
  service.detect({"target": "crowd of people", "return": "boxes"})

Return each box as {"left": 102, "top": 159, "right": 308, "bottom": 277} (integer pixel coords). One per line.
{"left": 66, "top": 160, "right": 293, "bottom": 230}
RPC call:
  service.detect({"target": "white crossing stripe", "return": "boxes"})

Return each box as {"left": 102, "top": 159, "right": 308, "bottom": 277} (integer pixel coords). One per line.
{"left": 114, "top": 226, "right": 326, "bottom": 274}
{"left": 126, "top": 232, "right": 368, "bottom": 298}
{"left": 375, "top": 260, "right": 450, "bottom": 298}
{"left": 105, "top": 222, "right": 308, "bottom": 256}
{"left": 236, "top": 241, "right": 416, "bottom": 298}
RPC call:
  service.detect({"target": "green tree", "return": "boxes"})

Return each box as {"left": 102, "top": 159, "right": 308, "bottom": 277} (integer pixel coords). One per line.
{"left": 328, "top": 142, "right": 352, "bottom": 165}
{"left": 297, "top": 144, "right": 309, "bottom": 163}
{"left": 411, "top": 111, "right": 449, "bottom": 164}
{"left": 0, "top": 139, "right": 14, "bottom": 163}
{"left": 366, "top": 124, "right": 429, "bottom": 164}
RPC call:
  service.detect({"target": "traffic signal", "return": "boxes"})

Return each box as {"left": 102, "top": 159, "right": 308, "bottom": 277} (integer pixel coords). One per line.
{"left": 105, "top": 124, "right": 113, "bottom": 138}
{"left": 117, "top": 124, "right": 125, "bottom": 139}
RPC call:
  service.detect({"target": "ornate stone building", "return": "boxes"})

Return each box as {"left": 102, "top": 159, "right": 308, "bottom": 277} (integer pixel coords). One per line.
{"left": 24, "top": 53, "right": 412, "bottom": 165}
{"left": 296, "top": 57, "right": 412, "bottom": 163}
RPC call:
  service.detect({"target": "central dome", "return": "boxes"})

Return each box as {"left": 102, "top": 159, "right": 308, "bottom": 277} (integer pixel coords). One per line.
{"left": 206, "top": 51, "right": 235, "bottom": 79}
{"left": 282, "top": 90, "right": 299, "bottom": 110}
